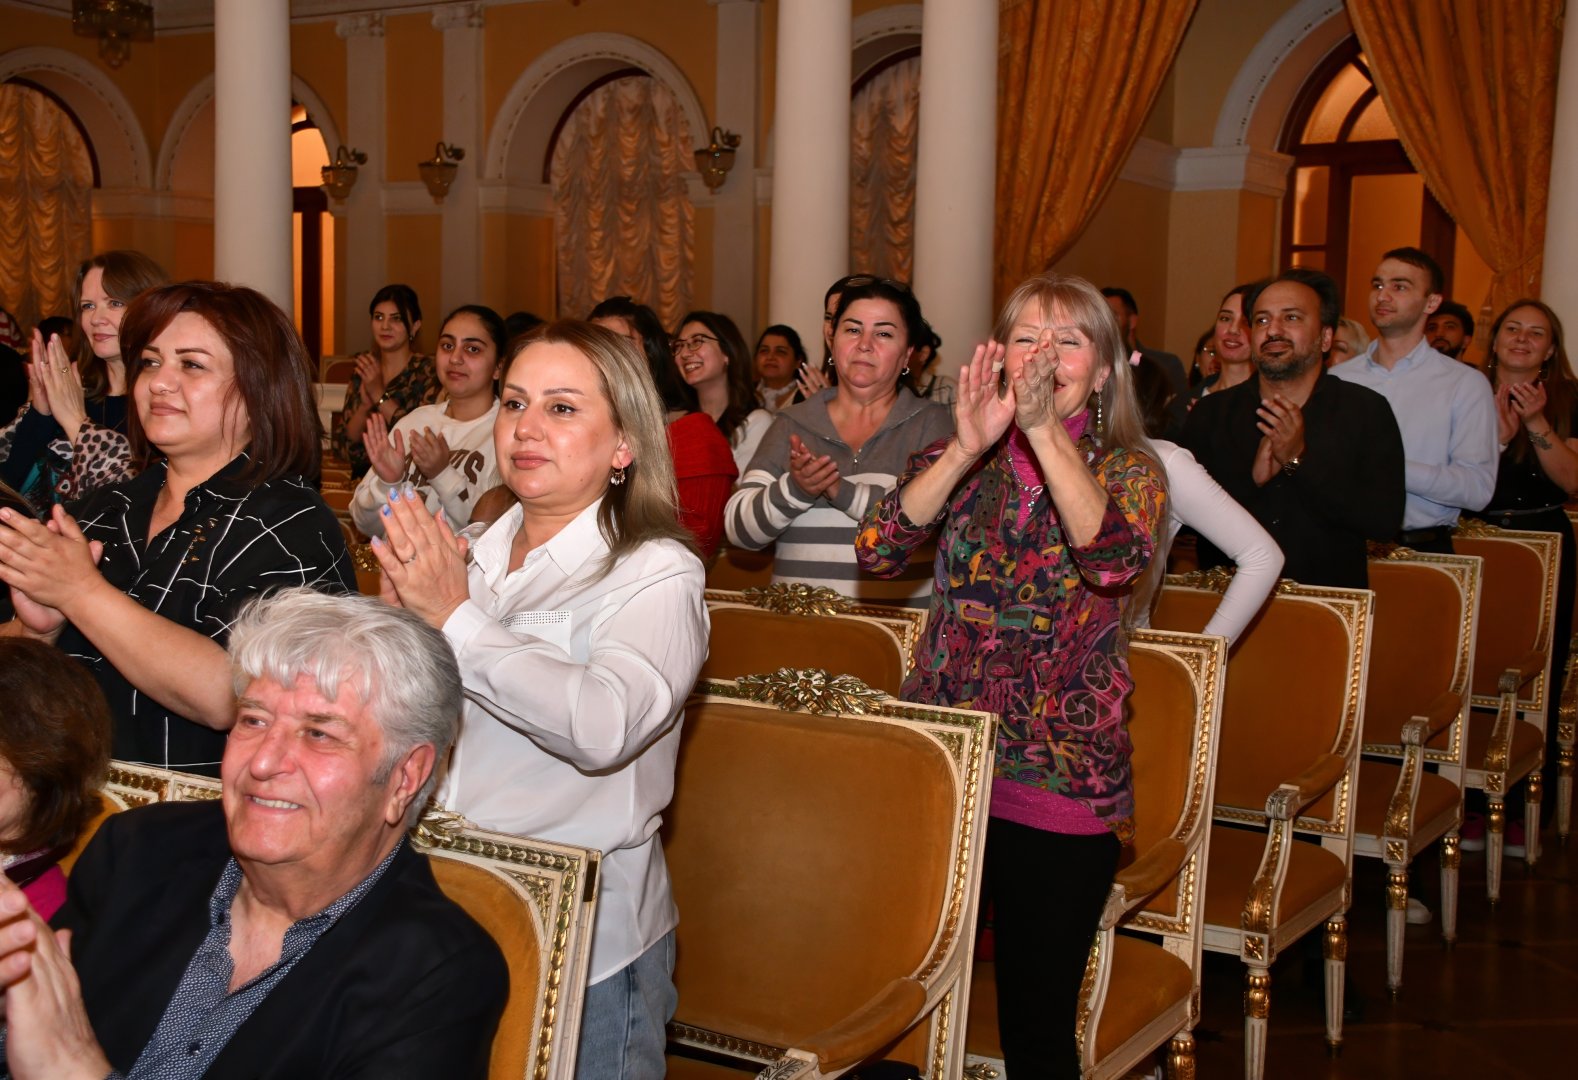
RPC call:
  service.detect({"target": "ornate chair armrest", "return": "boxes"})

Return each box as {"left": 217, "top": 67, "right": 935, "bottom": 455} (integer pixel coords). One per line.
{"left": 1499, "top": 651, "right": 1547, "bottom": 695}
{"left": 1400, "top": 690, "right": 1464, "bottom": 747}
{"left": 1266, "top": 752, "right": 1347, "bottom": 820}
{"left": 1481, "top": 690, "right": 1519, "bottom": 775}
{"left": 1099, "top": 838, "right": 1187, "bottom": 929}
{"left": 799, "top": 978, "right": 927, "bottom": 1072}
{"left": 1559, "top": 650, "right": 1578, "bottom": 728}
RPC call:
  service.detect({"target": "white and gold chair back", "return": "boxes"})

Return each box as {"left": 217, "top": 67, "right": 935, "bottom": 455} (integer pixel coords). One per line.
{"left": 663, "top": 674, "right": 993, "bottom": 1080}
{"left": 1153, "top": 575, "right": 1373, "bottom": 1080}
{"left": 702, "top": 584, "right": 926, "bottom": 695}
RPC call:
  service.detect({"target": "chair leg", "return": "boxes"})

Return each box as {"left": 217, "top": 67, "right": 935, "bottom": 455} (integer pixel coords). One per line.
{"left": 1166, "top": 1030, "right": 1196, "bottom": 1080}
{"left": 1559, "top": 740, "right": 1574, "bottom": 843}
{"left": 1487, "top": 798, "right": 1505, "bottom": 904}
{"left": 1526, "top": 771, "right": 1543, "bottom": 867}
{"left": 1324, "top": 915, "right": 1346, "bottom": 1055}
{"left": 1439, "top": 832, "right": 1460, "bottom": 946}
{"left": 1385, "top": 868, "right": 1407, "bottom": 997}
{"left": 1244, "top": 966, "right": 1270, "bottom": 1080}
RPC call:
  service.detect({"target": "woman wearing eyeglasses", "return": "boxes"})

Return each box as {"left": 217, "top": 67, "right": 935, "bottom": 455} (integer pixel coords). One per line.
{"left": 725, "top": 278, "right": 953, "bottom": 606}
{"left": 672, "top": 311, "right": 772, "bottom": 472}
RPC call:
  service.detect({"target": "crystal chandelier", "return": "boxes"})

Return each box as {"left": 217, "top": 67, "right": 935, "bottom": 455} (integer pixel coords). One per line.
{"left": 72, "top": 1, "right": 155, "bottom": 69}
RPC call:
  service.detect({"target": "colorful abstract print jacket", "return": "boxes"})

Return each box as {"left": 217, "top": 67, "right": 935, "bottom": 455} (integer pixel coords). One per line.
{"left": 856, "top": 430, "right": 1166, "bottom": 842}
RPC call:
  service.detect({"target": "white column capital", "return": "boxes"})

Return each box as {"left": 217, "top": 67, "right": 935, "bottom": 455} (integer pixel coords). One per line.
{"left": 432, "top": 2, "right": 485, "bottom": 31}
{"left": 335, "top": 13, "right": 384, "bottom": 39}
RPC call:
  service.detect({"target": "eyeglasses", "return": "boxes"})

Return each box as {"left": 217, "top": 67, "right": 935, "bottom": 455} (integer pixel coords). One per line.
{"left": 671, "top": 334, "right": 719, "bottom": 354}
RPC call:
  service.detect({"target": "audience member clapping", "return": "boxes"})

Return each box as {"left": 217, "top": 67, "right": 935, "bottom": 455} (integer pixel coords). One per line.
{"left": 334, "top": 284, "right": 440, "bottom": 478}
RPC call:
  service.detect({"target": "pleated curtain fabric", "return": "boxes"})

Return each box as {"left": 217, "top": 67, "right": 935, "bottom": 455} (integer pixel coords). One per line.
{"left": 993, "top": 0, "right": 1196, "bottom": 304}
{"left": 1346, "top": 0, "right": 1563, "bottom": 318}
{"left": 550, "top": 75, "right": 696, "bottom": 330}
{"left": 0, "top": 85, "right": 93, "bottom": 332}
{"left": 850, "top": 55, "right": 921, "bottom": 283}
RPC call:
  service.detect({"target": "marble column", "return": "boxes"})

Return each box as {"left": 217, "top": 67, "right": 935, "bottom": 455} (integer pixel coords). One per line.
{"left": 912, "top": 0, "right": 998, "bottom": 356}
{"left": 767, "top": 0, "right": 851, "bottom": 352}
{"left": 213, "top": 0, "right": 293, "bottom": 313}
{"left": 435, "top": 2, "right": 485, "bottom": 317}
{"left": 337, "top": 13, "right": 387, "bottom": 346}
{"left": 1541, "top": 2, "right": 1578, "bottom": 358}
{"left": 709, "top": 0, "right": 763, "bottom": 331}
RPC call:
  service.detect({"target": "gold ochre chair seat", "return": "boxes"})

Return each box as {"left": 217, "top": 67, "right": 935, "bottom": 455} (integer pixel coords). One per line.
{"left": 1355, "top": 763, "right": 1462, "bottom": 841}
{"left": 968, "top": 941, "right": 1193, "bottom": 1065}
{"left": 1466, "top": 714, "right": 1545, "bottom": 778}
{"left": 1203, "top": 827, "right": 1346, "bottom": 934}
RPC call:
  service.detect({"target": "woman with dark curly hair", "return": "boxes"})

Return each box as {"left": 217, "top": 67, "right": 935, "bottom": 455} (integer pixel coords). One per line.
{"left": 0, "top": 636, "right": 113, "bottom": 920}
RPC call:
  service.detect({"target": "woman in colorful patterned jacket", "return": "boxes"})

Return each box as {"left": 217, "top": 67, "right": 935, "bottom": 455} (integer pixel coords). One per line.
{"left": 855, "top": 273, "right": 1167, "bottom": 1080}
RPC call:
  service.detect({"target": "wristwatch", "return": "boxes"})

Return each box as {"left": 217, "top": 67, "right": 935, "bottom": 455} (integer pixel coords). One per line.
{"left": 1280, "top": 455, "right": 1302, "bottom": 476}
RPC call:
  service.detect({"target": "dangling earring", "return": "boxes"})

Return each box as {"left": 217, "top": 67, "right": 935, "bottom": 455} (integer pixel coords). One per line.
{"left": 1090, "top": 391, "right": 1104, "bottom": 433}
{"left": 610, "top": 466, "right": 627, "bottom": 486}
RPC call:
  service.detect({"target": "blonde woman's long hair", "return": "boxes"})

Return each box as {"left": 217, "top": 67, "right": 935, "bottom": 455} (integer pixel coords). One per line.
{"left": 504, "top": 321, "right": 700, "bottom": 575}
{"left": 992, "top": 273, "right": 1169, "bottom": 627}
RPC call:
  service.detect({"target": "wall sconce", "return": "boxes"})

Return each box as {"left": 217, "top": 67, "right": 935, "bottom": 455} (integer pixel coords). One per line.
{"left": 418, "top": 143, "right": 465, "bottom": 204}
{"left": 321, "top": 145, "right": 368, "bottom": 203}
{"left": 693, "top": 127, "right": 741, "bottom": 192}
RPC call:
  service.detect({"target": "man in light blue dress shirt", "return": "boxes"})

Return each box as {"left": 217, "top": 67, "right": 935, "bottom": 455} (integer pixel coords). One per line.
{"left": 1328, "top": 247, "right": 1498, "bottom": 553}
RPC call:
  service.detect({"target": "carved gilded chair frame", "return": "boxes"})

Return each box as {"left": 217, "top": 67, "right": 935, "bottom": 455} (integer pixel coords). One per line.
{"left": 1077, "top": 630, "right": 1227, "bottom": 1080}
{"left": 667, "top": 674, "right": 993, "bottom": 1080}
{"left": 87, "top": 763, "right": 600, "bottom": 1080}
{"left": 704, "top": 584, "right": 928, "bottom": 671}
{"left": 1453, "top": 522, "right": 1559, "bottom": 896}
{"left": 1159, "top": 576, "right": 1374, "bottom": 1079}
{"left": 1354, "top": 549, "right": 1481, "bottom": 996}
{"left": 1553, "top": 506, "right": 1578, "bottom": 842}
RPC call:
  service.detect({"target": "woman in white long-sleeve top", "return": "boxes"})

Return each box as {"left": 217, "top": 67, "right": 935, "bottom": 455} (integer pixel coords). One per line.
{"left": 373, "top": 320, "right": 707, "bottom": 1080}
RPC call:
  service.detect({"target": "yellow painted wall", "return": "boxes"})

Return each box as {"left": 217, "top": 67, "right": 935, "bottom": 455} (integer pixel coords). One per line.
{"left": 1169, "top": 0, "right": 1300, "bottom": 147}
{"left": 291, "top": 22, "right": 348, "bottom": 144}
{"left": 384, "top": 216, "right": 444, "bottom": 351}
{"left": 384, "top": 14, "right": 444, "bottom": 184}
{"left": 1053, "top": 180, "right": 1175, "bottom": 348}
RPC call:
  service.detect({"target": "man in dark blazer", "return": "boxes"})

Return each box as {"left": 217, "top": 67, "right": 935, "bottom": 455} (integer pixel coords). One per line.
{"left": 0, "top": 590, "right": 507, "bottom": 1080}
{"left": 1102, "top": 286, "right": 1190, "bottom": 439}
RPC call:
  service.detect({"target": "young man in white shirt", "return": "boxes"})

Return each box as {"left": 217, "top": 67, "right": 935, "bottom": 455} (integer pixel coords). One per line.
{"left": 1327, "top": 247, "right": 1498, "bottom": 553}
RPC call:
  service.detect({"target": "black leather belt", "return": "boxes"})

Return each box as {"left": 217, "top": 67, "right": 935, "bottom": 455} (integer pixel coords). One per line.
{"left": 1397, "top": 525, "right": 1452, "bottom": 546}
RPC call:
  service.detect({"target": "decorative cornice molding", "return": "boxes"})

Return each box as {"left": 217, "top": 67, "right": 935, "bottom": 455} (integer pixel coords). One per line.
{"left": 92, "top": 188, "right": 213, "bottom": 223}
{"left": 1119, "top": 137, "right": 1292, "bottom": 197}
{"left": 383, "top": 181, "right": 443, "bottom": 215}
{"left": 432, "top": 2, "right": 484, "bottom": 31}
{"left": 476, "top": 178, "right": 552, "bottom": 215}
{"left": 335, "top": 13, "right": 384, "bottom": 39}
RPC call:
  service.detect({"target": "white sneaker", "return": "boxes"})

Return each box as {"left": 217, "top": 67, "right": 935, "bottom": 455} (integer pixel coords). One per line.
{"left": 1406, "top": 897, "right": 1432, "bottom": 925}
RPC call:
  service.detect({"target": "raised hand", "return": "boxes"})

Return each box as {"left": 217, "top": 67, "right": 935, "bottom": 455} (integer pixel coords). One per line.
{"left": 953, "top": 341, "right": 1016, "bottom": 458}
{"left": 31, "top": 332, "right": 88, "bottom": 441}
{"left": 1493, "top": 383, "right": 1521, "bottom": 446}
{"left": 408, "top": 427, "right": 452, "bottom": 480}
{"left": 355, "top": 352, "right": 386, "bottom": 408}
{"left": 362, "top": 412, "right": 408, "bottom": 484}
{"left": 795, "top": 361, "right": 832, "bottom": 399}
{"left": 1508, "top": 380, "right": 1550, "bottom": 425}
{"left": 0, "top": 505, "right": 106, "bottom": 619}
{"left": 788, "top": 433, "right": 840, "bottom": 499}
{"left": 1011, "top": 342, "right": 1060, "bottom": 436}
{"left": 370, "top": 486, "right": 471, "bottom": 628}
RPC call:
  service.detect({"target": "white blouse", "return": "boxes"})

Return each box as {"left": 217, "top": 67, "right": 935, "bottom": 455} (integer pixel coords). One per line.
{"left": 438, "top": 500, "right": 709, "bottom": 983}
{"left": 1149, "top": 439, "right": 1284, "bottom": 645}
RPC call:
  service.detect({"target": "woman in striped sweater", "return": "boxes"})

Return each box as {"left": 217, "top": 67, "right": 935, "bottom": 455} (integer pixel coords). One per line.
{"left": 724, "top": 278, "right": 953, "bottom": 606}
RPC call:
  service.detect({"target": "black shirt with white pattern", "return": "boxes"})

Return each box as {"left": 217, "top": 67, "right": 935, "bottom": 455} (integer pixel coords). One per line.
{"left": 58, "top": 453, "right": 355, "bottom": 774}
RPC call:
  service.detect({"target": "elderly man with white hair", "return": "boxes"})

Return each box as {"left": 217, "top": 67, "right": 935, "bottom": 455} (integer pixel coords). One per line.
{"left": 0, "top": 589, "right": 507, "bottom": 1080}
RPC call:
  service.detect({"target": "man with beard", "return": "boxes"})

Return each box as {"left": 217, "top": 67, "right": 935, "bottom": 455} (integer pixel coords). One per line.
{"left": 1425, "top": 299, "right": 1475, "bottom": 362}
{"left": 1181, "top": 269, "right": 1405, "bottom": 588}
{"left": 1329, "top": 248, "right": 1497, "bottom": 552}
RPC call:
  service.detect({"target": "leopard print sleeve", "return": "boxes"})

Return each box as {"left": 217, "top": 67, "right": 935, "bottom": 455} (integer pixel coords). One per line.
{"left": 59, "top": 421, "right": 134, "bottom": 501}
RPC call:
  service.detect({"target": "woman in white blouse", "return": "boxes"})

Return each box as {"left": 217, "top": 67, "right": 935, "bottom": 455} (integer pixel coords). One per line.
{"left": 373, "top": 320, "right": 708, "bottom": 1080}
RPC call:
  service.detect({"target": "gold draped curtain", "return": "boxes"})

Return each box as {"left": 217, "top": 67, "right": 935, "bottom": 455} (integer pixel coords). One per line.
{"left": 850, "top": 55, "right": 921, "bottom": 282}
{"left": 551, "top": 75, "right": 695, "bottom": 330}
{"left": 994, "top": 0, "right": 1196, "bottom": 303}
{"left": 1346, "top": 0, "right": 1562, "bottom": 317}
{"left": 0, "top": 84, "right": 93, "bottom": 333}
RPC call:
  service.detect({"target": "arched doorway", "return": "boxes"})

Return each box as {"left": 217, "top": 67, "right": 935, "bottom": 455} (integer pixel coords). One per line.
{"left": 1279, "top": 36, "right": 1492, "bottom": 327}
{"left": 0, "top": 81, "right": 93, "bottom": 331}
{"left": 290, "top": 102, "right": 332, "bottom": 360}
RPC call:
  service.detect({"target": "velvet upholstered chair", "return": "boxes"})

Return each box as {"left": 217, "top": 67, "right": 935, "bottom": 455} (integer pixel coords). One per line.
{"left": 1556, "top": 505, "right": 1578, "bottom": 843}
{"left": 962, "top": 628, "right": 1228, "bottom": 1080}
{"left": 700, "top": 584, "right": 927, "bottom": 695}
{"left": 63, "top": 763, "right": 600, "bottom": 1080}
{"left": 662, "top": 674, "right": 994, "bottom": 1079}
{"left": 1453, "top": 521, "right": 1560, "bottom": 900}
{"left": 1353, "top": 548, "right": 1481, "bottom": 997}
{"left": 1153, "top": 575, "right": 1374, "bottom": 1080}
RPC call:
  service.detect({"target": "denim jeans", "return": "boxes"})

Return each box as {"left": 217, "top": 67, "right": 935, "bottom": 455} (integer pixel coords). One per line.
{"left": 574, "top": 931, "right": 677, "bottom": 1080}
